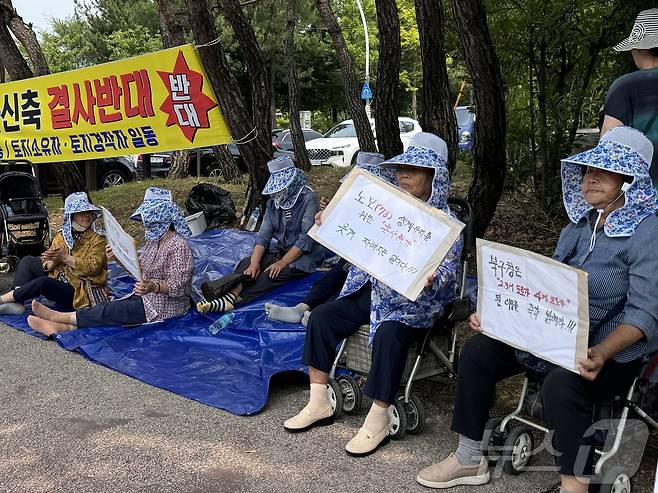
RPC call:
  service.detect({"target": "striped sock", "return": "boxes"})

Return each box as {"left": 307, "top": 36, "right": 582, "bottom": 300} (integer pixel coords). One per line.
{"left": 197, "top": 292, "right": 237, "bottom": 314}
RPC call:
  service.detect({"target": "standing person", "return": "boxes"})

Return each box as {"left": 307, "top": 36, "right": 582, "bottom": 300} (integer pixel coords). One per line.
{"left": 27, "top": 188, "right": 195, "bottom": 334}
{"left": 198, "top": 157, "right": 325, "bottom": 314}
{"left": 0, "top": 192, "right": 107, "bottom": 315}
{"left": 602, "top": 8, "right": 658, "bottom": 182}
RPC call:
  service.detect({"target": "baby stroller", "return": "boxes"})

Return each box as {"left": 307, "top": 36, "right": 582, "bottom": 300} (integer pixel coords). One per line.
{"left": 326, "top": 197, "right": 475, "bottom": 439}
{"left": 481, "top": 351, "right": 658, "bottom": 493}
{"left": 0, "top": 171, "right": 51, "bottom": 269}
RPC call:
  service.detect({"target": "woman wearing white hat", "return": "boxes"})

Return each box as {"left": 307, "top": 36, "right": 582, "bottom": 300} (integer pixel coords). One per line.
{"left": 417, "top": 127, "right": 658, "bottom": 492}
{"left": 284, "top": 133, "right": 462, "bottom": 458}
{"left": 602, "top": 8, "right": 658, "bottom": 181}
{"left": 198, "top": 157, "right": 324, "bottom": 313}
{"left": 27, "top": 187, "right": 195, "bottom": 334}
{"left": 0, "top": 192, "right": 108, "bottom": 315}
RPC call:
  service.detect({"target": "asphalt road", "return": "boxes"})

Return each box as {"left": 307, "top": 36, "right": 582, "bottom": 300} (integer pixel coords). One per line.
{"left": 0, "top": 320, "right": 656, "bottom": 493}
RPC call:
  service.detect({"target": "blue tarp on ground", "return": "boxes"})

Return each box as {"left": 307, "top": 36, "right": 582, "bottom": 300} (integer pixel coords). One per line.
{"left": 0, "top": 229, "right": 320, "bottom": 415}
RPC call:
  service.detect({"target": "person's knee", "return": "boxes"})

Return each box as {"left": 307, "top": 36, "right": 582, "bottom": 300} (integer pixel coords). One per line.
{"left": 542, "top": 368, "right": 581, "bottom": 406}
{"left": 458, "top": 334, "right": 490, "bottom": 375}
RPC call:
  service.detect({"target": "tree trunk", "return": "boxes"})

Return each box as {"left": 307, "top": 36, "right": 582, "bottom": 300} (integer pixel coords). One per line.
{"left": 217, "top": 0, "right": 273, "bottom": 158}
{"left": 411, "top": 90, "right": 417, "bottom": 121}
{"left": 156, "top": 0, "right": 193, "bottom": 180}
{"left": 0, "top": 1, "right": 87, "bottom": 201}
{"left": 315, "top": 0, "right": 376, "bottom": 154}
{"left": 212, "top": 145, "right": 241, "bottom": 182}
{"left": 451, "top": 0, "right": 506, "bottom": 237}
{"left": 414, "top": 0, "right": 458, "bottom": 172}
{"left": 284, "top": 0, "right": 312, "bottom": 171}
{"left": 184, "top": 0, "right": 269, "bottom": 216}
{"left": 373, "top": 0, "right": 402, "bottom": 159}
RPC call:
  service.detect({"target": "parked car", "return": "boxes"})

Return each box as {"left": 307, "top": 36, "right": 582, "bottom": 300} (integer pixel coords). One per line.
{"left": 272, "top": 128, "right": 323, "bottom": 151}
{"left": 0, "top": 156, "right": 137, "bottom": 195}
{"left": 305, "top": 117, "right": 422, "bottom": 167}
{"left": 455, "top": 106, "right": 476, "bottom": 153}
{"left": 134, "top": 144, "right": 287, "bottom": 179}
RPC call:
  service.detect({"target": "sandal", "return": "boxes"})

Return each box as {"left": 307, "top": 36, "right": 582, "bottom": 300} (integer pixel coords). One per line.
{"left": 201, "top": 272, "right": 247, "bottom": 301}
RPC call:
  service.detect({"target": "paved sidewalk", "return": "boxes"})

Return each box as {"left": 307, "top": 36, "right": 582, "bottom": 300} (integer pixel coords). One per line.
{"left": 0, "top": 324, "right": 655, "bottom": 492}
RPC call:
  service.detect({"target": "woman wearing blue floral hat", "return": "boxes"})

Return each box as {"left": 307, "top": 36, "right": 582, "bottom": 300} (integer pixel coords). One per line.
{"left": 198, "top": 156, "right": 324, "bottom": 313}
{"left": 0, "top": 192, "right": 108, "bottom": 315}
{"left": 416, "top": 127, "right": 658, "bottom": 492}
{"left": 284, "top": 133, "right": 462, "bottom": 458}
{"left": 27, "top": 188, "right": 195, "bottom": 334}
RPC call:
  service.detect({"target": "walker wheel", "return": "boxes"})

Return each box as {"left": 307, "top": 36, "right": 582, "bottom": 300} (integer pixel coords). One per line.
{"left": 402, "top": 393, "right": 426, "bottom": 435}
{"left": 501, "top": 426, "right": 534, "bottom": 474}
{"left": 337, "top": 375, "right": 362, "bottom": 415}
{"left": 326, "top": 379, "right": 343, "bottom": 418}
{"left": 388, "top": 398, "right": 407, "bottom": 440}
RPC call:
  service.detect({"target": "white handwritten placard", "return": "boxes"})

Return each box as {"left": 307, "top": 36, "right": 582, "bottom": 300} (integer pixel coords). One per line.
{"left": 102, "top": 206, "right": 142, "bottom": 281}
{"left": 476, "top": 239, "right": 589, "bottom": 373}
{"left": 308, "top": 168, "right": 464, "bottom": 301}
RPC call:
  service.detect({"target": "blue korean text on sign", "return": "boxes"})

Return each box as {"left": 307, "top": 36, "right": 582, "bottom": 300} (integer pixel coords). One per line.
{"left": 360, "top": 82, "right": 373, "bottom": 100}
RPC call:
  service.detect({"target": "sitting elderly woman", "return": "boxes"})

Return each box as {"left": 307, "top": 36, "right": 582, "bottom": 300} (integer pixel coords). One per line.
{"left": 27, "top": 188, "right": 195, "bottom": 335}
{"left": 0, "top": 192, "right": 107, "bottom": 315}
{"left": 198, "top": 156, "right": 324, "bottom": 313}
{"left": 265, "top": 151, "right": 394, "bottom": 325}
{"left": 284, "top": 133, "right": 462, "bottom": 458}
{"left": 416, "top": 127, "right": 658, "bottom": 491}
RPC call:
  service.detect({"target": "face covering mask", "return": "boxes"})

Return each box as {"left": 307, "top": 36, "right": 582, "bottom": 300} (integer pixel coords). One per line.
{"left": 272, "top": 189, "right": 288, "bottom": 208}
{"left": 589, "top": 189, "right": 626, "bottom": 252}
{"left": 71, "top": 218, "right": 88, "bottom": 232}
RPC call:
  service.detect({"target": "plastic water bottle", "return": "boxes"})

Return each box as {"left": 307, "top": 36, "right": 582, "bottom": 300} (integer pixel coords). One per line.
{"left": 208, "top": 312, "right": 235, "bottom": 335}
{"left": 245, "top": 206, "right": 260, "bottom": 232}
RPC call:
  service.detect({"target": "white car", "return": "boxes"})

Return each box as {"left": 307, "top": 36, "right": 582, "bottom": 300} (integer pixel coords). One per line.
{"left": 306, "top": 117, "right": 421, "bottom": 167}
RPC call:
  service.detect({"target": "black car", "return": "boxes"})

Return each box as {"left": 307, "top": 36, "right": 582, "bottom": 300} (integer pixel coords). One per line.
{"left": 135, "top": 144, "right": 291, "bottom": 179}
{"left": 0, "top": 157, "right": 137, "bottom": 195}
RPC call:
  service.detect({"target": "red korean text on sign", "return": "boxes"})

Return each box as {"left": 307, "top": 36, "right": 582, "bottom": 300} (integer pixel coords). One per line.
{"left": 157, "top": 50, "right": 217, "bottom": 142}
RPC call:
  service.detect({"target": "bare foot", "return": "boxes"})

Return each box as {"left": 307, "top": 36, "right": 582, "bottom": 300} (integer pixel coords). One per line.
{"left": 27, "top": 315, "right": 73, "bottom": 336}
{"left": 31, "top": 300, "right": 71, "bottom": 324}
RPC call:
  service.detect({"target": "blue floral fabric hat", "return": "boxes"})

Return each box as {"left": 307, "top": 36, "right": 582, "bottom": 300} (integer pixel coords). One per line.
{"left": 561, "top": 126, "right": 658, "bottom": 237}
{"left": 61, "top": 192, "right": 103, "bottom": 249}
{"left": 262, "top": 157, "right": 298, "bottom": 195}
{"left": 340, "top": 151, "right": 396, "bottom": 184}
{"left": 130, "top": 187, "right": 192, "bottom": 241}
{"left": 381, "top": 132, "right": 451, "bottom": 211}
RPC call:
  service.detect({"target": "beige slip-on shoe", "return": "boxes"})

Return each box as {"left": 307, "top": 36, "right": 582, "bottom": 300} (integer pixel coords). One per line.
{"left": 416, "top": 454, "right": 490, "bottom": 489}
{"left": 283, "top": 404, "right": 334, "bottom": 433}
{"left": 344, "top": 426, "right": 390, "bottom": 457}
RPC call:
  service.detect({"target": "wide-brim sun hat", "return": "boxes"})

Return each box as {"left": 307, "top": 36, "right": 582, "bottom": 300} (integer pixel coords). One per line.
{"left": 131, "top": 187, "right": 192, "bottom": 240}
{"left": 262, "top": 156, "right": 299, "bottom": 195}
{"left": 614, "top": 8, "right": 658, "bottom": 52}
{"left": 62, "top": 191, "right": 103, "bottom": 249}
{"left": 381, "top": 132, "right": 448, "bottom": 170}
{"left": 380, "top": 132, "right": 451, "bottom": 211}
{"left": 560, "top": 126, "right": 658, "bottom": 237}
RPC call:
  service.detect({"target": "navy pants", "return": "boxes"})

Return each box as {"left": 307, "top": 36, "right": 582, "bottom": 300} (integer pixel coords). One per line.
{"left": 303, "top": 283, "right": 424, "bottom": 404}
{"left": 76, "top": 295, "right": 147, "bottom": 328}
{"left": 12, "top": 255, "right": 74, "bottom": 309}
{"left": 234, "top": 252, "right": 307, "bottom": 303}
{"left": 303, "top": 258, "right": 348, "bottom": 309}
{"left": 452, "top": 334, "right": 642, "bottom": 476}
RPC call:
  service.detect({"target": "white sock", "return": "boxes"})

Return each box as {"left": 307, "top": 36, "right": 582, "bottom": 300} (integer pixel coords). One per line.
{"left": 308, "top": 382, "right": 330, "bottom": 413}
{"left": 266, "top": 303, "right": 308, "bottom": 323}
{"left": 362, "top": 403, "right": 389, "bottom": 434}
{"left": 301, "top": 310, "right": 311, "bottom": 327}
